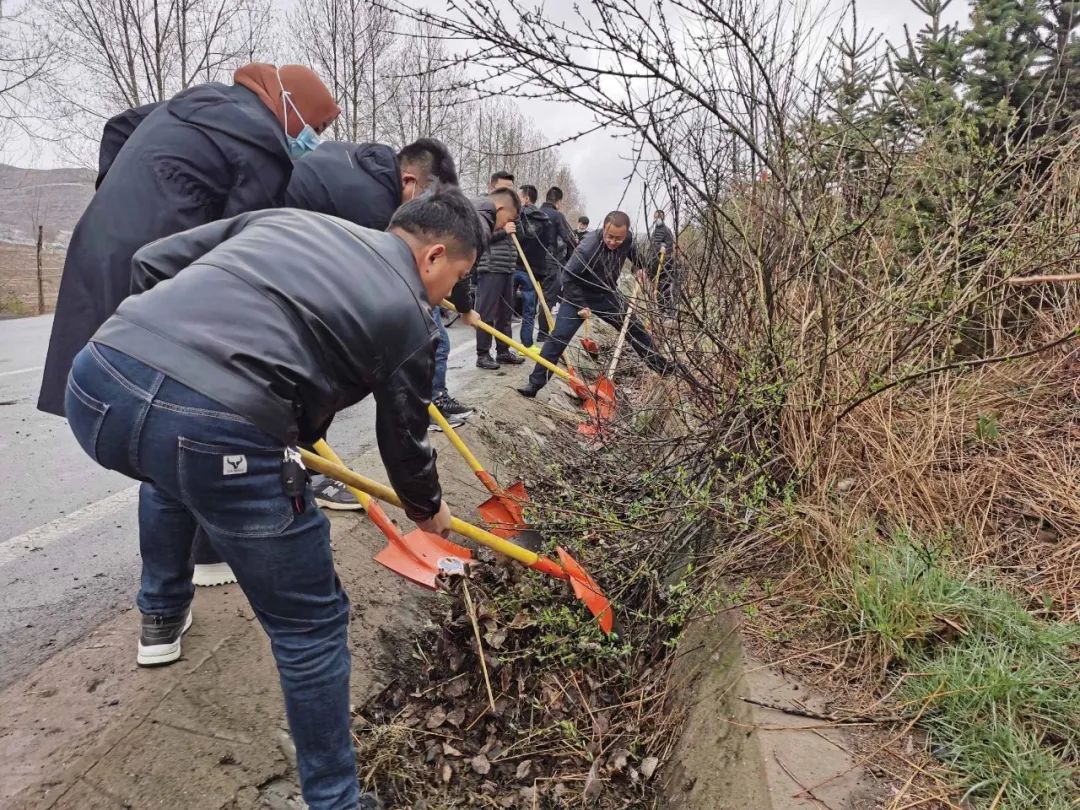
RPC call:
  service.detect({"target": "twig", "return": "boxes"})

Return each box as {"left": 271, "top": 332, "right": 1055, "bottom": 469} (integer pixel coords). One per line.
{"left": 740, "top": 696, "right": 910, "bottom": 724}
{"left": 1007, "top": 273, "right": 1080, "bottom": 285}
{"left": 462, "top": 579, "right": 497, "bottom": 714}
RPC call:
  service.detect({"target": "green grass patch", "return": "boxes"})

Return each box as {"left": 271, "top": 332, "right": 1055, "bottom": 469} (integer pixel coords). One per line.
{"left": 830, "top": 537, "right": 1079, "bottom": 808}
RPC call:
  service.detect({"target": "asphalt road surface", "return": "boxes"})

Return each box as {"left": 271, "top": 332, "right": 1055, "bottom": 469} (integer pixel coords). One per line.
{"left": 0, "top": 313, "right": 487, "bottom": 688}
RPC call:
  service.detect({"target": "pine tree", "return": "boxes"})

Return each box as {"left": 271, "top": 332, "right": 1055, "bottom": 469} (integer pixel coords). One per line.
{"left": 889, "top": 0, "right": 966, "bottom": 129}
{"left": 961, "top": 0, "right": 1044, "bottom": 127}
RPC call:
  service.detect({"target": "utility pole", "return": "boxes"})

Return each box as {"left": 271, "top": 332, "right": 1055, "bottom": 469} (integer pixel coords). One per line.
{"left": 36, "top": 225, "right": 45, "bottom": 315}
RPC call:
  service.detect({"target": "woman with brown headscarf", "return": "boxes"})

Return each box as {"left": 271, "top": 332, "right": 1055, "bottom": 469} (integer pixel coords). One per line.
{"left": 38, "top": 61, "right": 339, "bottom": 674}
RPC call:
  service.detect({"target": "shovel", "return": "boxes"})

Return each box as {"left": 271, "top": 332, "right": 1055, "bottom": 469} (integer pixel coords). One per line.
{"left": 577, "top": 295, "right": 637, "bottom": 437}
{"left": 428, "top": 404, "right": 543, "bottom": 550}
{"left": 440, "top": 300, "right": 597, "bottom": 405}
{"left": 510, "top": 233, "right": 584, "bottom": 380}
{"left": 581, "top": 315, "right": 600, "bottom": 361}
{"left": 300, "top": 449, "right": 613, "bottom": 634}
{"left": 312, "top": 440, "right": 472, "bottom": 589}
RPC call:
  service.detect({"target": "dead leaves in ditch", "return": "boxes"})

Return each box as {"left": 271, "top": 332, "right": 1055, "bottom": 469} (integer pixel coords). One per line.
{"left": 353, "top": 568, "right": 665, "bottom": 808}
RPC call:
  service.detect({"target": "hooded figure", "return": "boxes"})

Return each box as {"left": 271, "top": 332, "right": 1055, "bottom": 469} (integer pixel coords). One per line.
{"left": 284, "top": 141, "right": 402, "bottom": 231}
{"left": 38, "top": 63, "right": 339, "bottom": 417}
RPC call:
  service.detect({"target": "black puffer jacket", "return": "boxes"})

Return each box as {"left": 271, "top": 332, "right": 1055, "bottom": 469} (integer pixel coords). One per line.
{"left": 39, "top": 82, "right": 292, "bottom": 417}
{"left": 284, "top": 141, "right": 401, "bottom": 231}
{"left": 93, "top": 209, "right": 443, "bottom": 520}
{"left": 516, "top": 203, "right": 553, "bottom": 276}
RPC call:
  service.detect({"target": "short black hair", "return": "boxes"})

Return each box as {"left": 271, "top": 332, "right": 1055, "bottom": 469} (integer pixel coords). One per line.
{"left": 545, "top": 186, "right": 563, "bottom": 204}
{"left": 655, "top": 209, "right": 665, "bottom": 218}
{"left": 604, "top": 210, "right": 631, "bottom": 229}
{"left": 490, "top": 170, "right": 514, "bottom": 185}
{"left": 491, "top": 187, "right": 521, "bottom": 214}
{"left": 519, "top": 184, "right": 538, "bottom": 204}
{"left": 577, "top": 215, "right": 589, "bottom": 226}
{"left": 398, "top": 138, "right": 458, "bottom": 186}
{"left": 389, "top": 183, "right": 486, "bottom": 259}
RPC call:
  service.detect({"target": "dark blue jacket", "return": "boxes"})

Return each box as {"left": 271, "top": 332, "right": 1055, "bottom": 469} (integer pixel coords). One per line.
{"left": 562, "top": 228, "right": 641, "bottom": 306}
{"left": 39, "top": 83, "right": 293, "bottom": 416}
{"left": 95, "top": 102, "right": 162, "bottom": 188}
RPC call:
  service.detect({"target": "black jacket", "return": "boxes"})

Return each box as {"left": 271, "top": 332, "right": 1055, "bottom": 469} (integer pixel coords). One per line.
{"left": 95, "top": 102, "right": 162, "bottom": 188}
{"left": 540, "top": 202, "right": 576, "bottom": 272}
{"left": 284, "top": 141, "right": 473, "bottom": 313}
{"left": 516, "top": 203, "right": 553, "bottom": 277}
{"left": 93, "top": 209, "right": 442, "bottom": 521}
{"left": 39, "top": 82, "right": 293, "bottom": 417}
{"left": 650, "top": 221, "right": 675, "bottom": 259}
{"left": 285, "top": 141, "right": 401, "bottom": 231}
{"left": 562, "top": 227, "right": 641, "bottom": 305}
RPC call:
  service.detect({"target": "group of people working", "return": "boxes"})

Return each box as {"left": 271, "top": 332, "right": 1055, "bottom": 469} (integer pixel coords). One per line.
{"left": 37, "top": 62, "right": 678, "bottom": 810}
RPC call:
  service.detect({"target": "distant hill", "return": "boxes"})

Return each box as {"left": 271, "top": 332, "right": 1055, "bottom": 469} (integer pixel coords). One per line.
{"left": 0, "top": 163, "right": 95, "bottom": 247}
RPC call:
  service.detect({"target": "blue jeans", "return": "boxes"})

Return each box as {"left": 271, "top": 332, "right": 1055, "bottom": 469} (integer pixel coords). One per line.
{"left": 65, "top": 343, "right": 357, "bottom": 810}
{"left": 513, "top": 269, "right": 536, "bottom": 347}
{"left": 432, "top": 307, "right": 449, "bottom": 398}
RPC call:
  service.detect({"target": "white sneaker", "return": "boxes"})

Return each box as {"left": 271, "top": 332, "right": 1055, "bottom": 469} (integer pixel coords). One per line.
{"left": 193, "top": 562, "right": 237, "bottom": 587}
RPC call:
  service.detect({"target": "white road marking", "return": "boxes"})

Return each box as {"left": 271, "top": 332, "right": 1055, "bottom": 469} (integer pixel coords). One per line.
{"left": 0, "top": 485, "right": 140, "bottom": 567}
{"left": 0, "top": 366, "right": 42, "bottom": 378}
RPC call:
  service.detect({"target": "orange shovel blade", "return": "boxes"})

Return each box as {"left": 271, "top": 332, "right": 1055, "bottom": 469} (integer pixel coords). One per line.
{"left": 581, "top": 337, "right": 600, "bottom": 359}
{"left": 594, "top": 376, "right": 616, "bottom": 404}
{"left": 477, "top": 480, "right": 528, "bottom": 539}
{"left": 556, "top": 546, "right": 614, "bottom": 634}
{"left": 374, "top": 529, "right": 472, "bottom": 590}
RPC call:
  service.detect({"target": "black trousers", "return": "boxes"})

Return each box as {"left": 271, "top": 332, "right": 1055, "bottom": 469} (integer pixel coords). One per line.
{"left": 475, "top": 273, "right": 515, "bottom": 357}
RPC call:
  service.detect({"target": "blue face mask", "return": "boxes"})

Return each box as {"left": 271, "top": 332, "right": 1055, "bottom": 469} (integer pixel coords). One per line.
{"left": 287, "top": 124, "right": 320, "bottom": 160}
{"left": 279, "top": 67, "right": 323, "bottom": 160}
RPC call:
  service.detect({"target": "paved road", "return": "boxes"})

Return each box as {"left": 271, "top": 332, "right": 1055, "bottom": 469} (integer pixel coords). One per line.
{"left": 0, "top": 313, "right": 488, "bottom": 688}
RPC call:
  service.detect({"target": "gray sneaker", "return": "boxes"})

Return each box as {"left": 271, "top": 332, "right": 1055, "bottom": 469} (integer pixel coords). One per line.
{"left": 137, "top": 610, "right": 192, "bottom": 666}
{"left": 313, "top": 475, "right": 363, "bottom": 511}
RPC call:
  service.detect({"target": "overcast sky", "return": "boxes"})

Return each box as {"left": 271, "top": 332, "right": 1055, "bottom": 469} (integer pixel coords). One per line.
{"left": 5, "top": 0, "right": 968, "bottom": 229}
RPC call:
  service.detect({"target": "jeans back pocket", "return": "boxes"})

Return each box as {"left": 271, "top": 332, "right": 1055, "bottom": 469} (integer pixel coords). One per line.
{"left": 65, "top": 377, "right": 110, "bottom": 465}
{"left": 178, "top": 438, "right": 295, "bottom": 538}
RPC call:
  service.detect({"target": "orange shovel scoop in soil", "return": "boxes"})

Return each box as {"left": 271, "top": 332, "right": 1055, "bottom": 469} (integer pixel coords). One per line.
{"left": 312, "top": 441, "right": 471, "bottom": 589}
{"left": 428, "top": 404, "right": 543, "bottom": 551}
{"left": 581, "top": 316, "right": 600, "bottom": 361}
{"left": 300, "top": 448, "right": 614, "bottom": 634}
{"left": 578, "top": 296, "right": 637, "bottom": 437}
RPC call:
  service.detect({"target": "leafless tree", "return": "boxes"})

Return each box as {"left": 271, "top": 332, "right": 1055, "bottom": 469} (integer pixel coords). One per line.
{"left": 288, "top": 0, "right": 394, "bottom": 143}
{"left": 46, "top": 0, "right": 273, "bottom": 161}
{"left": 0, "top": 1, "right": 55, "bottom": 141}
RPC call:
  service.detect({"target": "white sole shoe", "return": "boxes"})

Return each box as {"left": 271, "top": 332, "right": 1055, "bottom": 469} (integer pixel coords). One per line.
{"left": 137, "top": 610, "right": 193, "bottom": 666}
{"left": 192, "top": 562, "right": 237, "bottom": 587}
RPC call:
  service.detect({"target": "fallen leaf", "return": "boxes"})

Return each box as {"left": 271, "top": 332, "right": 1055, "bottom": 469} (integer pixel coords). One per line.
{"left": 446, "top": 707, "right": 466, "bottom": 727}
{"left": 515, "top": 759, "right": 536, "bottom": 780}
{"left": 608, "top": 748, "right": 630, "bottom": 773}
{"left": 425, "top": 706, "right": 447, "bottom": 729}
{"left": 444, "top": 678, "right": 469, "bottom": 698}
{"left": 471, "top": 754, "right": 492, "bottom": 775}
{"left": 641, "top": 756, "right": 659, "bottom": 780}
{"left": 442, "top": 742, "right": 463, "bottom": 757}
{"left": 440, "top": 763, "right": 453, "bottom": 784}
{"left": 485, "top": 628, "right": 508, "bottom": 649}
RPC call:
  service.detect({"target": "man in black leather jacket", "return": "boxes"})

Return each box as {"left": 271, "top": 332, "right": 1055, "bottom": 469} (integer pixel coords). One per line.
{"left": 63, "top": 188, "right": 484, "bottom": 810}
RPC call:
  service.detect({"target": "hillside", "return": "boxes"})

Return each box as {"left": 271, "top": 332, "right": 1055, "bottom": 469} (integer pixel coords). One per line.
{"left": 0, "top": 164, "right": 94, "bottom": 314}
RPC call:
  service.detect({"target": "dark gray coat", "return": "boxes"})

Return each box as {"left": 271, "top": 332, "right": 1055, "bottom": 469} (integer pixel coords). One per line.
{"left": 93, "top": 209, "right": 443, "bottom": 521}
{"left": 38, "top": 82, "right": 292, "bottom": 417}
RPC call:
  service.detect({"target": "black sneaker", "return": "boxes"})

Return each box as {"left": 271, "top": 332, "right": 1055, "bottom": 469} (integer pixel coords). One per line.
{"left": 496, "top": 351, "right": 526, "bottom": 365}
{"left": 313, "top": 476, "right": 363, "bottom": 511}
{"left": 517, "top": 384, "right": 541, "bottom": 398}
{"left": 137, "top": 610, "right": 192, "bottom": 666}
{"left": 476, "top": 356, "right": 500, "bottom": 370}
{"left": 429, "top": 412, "right": 466, "bottom": 432}
{"left": 434, "top": 393, "right": 474, "bottom": 418}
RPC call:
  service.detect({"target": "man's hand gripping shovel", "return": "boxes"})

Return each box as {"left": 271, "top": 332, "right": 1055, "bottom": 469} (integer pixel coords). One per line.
{"left": 302, "top": 446, "right": 613, "bottom": 634}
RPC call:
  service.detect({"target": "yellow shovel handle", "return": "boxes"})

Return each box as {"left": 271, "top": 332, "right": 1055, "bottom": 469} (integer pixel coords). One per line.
{"left": 298, "top": 449, "right": 542, "bottom": 568}
{"left": 510, "top": 233, "right": 555, "bottom": 332}
{"left": 427, "top": 404, "right": 484, "bottom": 474}
{"left": 440, "top": 300, "right": 571, "bottom": 383}
{"left": 312, "top": 440, "right": 372, "bottom": 510}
